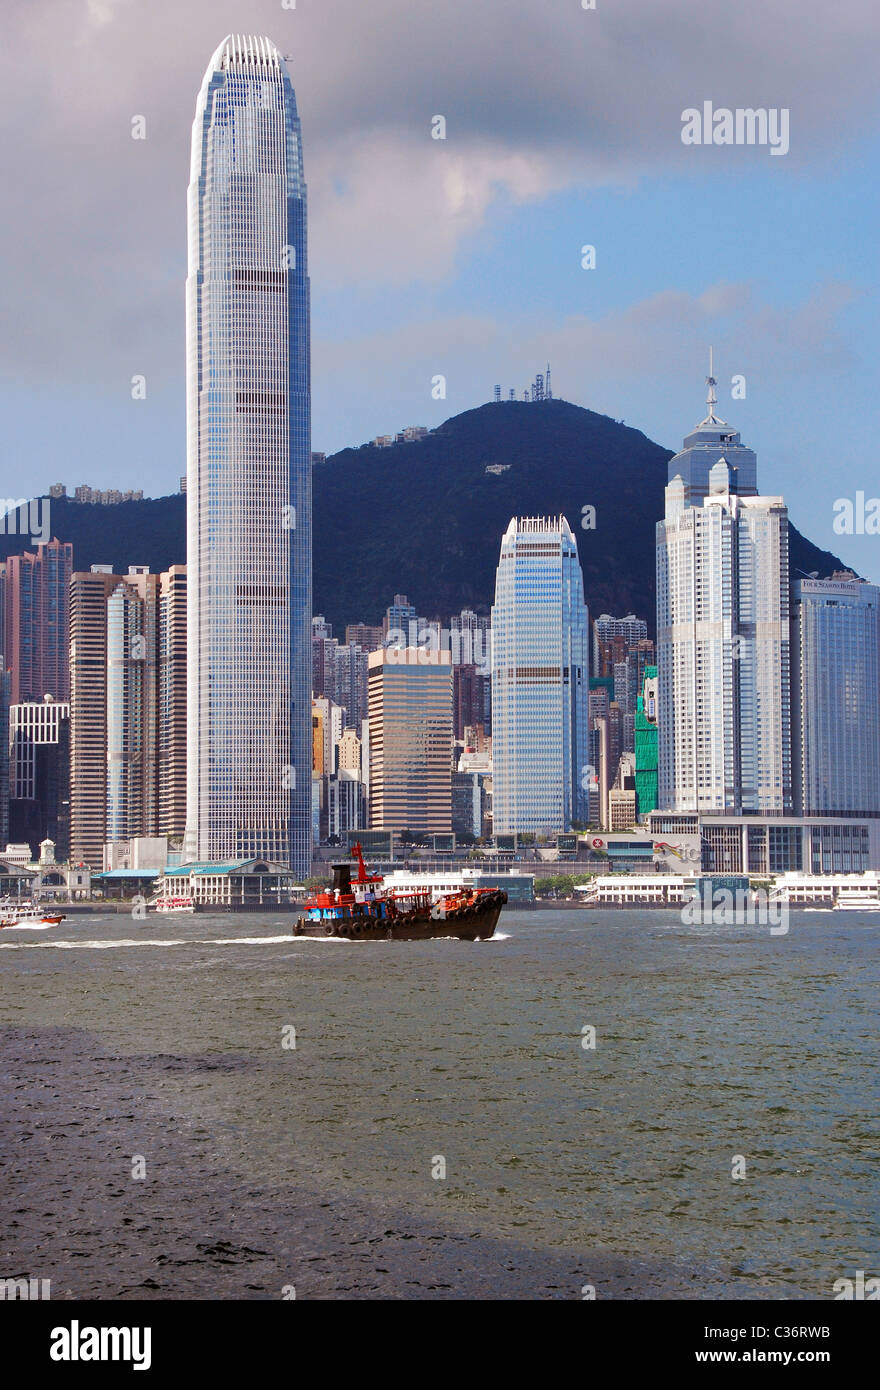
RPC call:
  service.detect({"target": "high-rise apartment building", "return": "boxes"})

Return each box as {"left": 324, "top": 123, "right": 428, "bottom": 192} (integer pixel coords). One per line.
{"left": 592, "top": 613, "right": 648, "bottom": 672}
{"left": 491, "top": 516, "right": 590, "bottom": 834}
{"left": 69, "top": 567, "right": 119, "bottom": 865}
{"left": 106, "top": 569, "right": 160, "bottom": 845}
{"left": 345, "top": 623, "right": 384, "bottom": 652}
{"left": 70, "top": 566, "right": 188, "bottom": 867}
{"left": 3, "top": 539, "right": 73, "bottom": 704}
{"left": 159, "top": 566, "right": 187, "bottom": 840}
{"left": 185, "top": 35, "right": 311, "bottom": 872}
{"left": 791, "top": 576, "right": 880, "bottom": 817}
{"left": 367, "top": 648, "right": 453, "bottom": 833}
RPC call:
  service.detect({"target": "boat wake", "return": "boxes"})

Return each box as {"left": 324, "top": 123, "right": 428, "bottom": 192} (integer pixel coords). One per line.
{"left": 0, "top": 934, "right": 299, "bottom": 950}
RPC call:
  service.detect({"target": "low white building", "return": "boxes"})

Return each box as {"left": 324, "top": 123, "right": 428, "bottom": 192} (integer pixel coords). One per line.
{"left": 576, "top": 874, "right": 693, "bottom": 905}
{"left": 769, "top": 870, "right": 880, "bottom": 907}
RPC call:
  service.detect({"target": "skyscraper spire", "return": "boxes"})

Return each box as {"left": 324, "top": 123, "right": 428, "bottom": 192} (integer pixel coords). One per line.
{"left": 703, "top": 345, "right": 725, "bottom": 425}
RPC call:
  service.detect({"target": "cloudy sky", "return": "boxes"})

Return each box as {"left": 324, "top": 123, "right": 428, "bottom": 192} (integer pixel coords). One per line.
{"left": 2, "top": 0, "right": 878, "bottom": 578}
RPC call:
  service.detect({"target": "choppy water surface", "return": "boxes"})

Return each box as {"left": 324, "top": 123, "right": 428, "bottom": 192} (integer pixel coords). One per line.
{"left": 1, "top": 909, "right": 877, "bottom": 1299}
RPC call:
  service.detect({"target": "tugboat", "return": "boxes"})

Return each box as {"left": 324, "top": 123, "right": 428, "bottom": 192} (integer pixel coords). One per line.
{"left": 294, "top": 844, "right": 506, "bottom": 942}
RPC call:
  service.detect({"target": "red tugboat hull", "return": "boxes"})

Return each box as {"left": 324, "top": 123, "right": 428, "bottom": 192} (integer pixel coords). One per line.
{"left": 293, "top": 892, "right": 506, "bottom": 942}
{"left": 293, "top": 844, "right": 507, "bottom": 942}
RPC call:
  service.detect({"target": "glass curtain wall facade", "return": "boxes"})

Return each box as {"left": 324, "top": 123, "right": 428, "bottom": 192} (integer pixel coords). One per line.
{"left": 185, "top": 34, "right": 311, "bottom": 873}
{"left": 656, "top": 460, "right": 791, "bottom": 813}
{"left": 491, "top": 516, "right": 589, "bottom": 834}
{"left": 791, "top": 577, "right": 880, "bottom": 817}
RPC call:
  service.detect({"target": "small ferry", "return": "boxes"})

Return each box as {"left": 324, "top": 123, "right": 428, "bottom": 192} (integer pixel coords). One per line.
{"left": 150, "top": 895, "right": 195, "bottom": 914}
{"left": 293, "top": 844, "right": 506, "bottom": 942}
{"left": 0, "top": 900, "right": 66, "bottom": 929}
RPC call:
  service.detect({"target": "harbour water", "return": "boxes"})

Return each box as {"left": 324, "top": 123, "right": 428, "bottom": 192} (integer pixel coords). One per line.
{"left": 1, "top": 909, "right": 877, "bottom": 1299}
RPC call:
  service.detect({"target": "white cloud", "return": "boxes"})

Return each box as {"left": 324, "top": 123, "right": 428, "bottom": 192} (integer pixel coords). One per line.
{"left": 0, "top": 0, "right": 876, "bottom": 382}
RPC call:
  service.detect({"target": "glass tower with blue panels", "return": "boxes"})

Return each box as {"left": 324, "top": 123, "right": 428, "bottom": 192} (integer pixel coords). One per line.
{"left": 491, "top": 516, "right": 590, "bottom": 834}
{"left": 185, "top": 34, "right": 311, "bottom": 874}
{"left": 791, "top": 577, "right": 880, "bottom": 817}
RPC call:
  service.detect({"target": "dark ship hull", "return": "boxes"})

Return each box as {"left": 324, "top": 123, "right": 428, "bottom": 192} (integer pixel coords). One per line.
{"left": 293, "top": 890, "right": 507, "bottom": 942}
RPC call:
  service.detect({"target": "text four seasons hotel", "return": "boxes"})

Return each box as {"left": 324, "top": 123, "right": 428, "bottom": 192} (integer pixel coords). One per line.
{"left": 185, "top": 35, "right": 312, "bottom": 876}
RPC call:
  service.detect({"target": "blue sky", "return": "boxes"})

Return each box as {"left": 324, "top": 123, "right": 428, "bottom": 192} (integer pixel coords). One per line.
{"left": 2, "top": 0, "right": 878, "bottom": 579}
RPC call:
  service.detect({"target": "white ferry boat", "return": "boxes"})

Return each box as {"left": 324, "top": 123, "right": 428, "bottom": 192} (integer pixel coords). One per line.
{"left": 149, "top": 895, "right": 195, "bottom": 914}
{"left": 0, "top": 899, "right": 66, "bottom": 929}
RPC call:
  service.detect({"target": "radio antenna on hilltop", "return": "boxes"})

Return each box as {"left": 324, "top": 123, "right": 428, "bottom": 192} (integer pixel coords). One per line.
{"left": 545, "top": 363, "right": 552, "bottom": 399}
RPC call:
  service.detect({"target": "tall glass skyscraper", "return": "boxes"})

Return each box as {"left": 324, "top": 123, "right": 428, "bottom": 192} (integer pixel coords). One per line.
{"left": 657, "top": 455, "right": 791, "bottom": 815}
{"left": 185, "top": 35, "right": 311, "bottom": 873}
{"left": 491, "top": 516, "right": 589, "bottom": 834}
{"left": 791, "top": 577, "right": 880, "bottom": 817}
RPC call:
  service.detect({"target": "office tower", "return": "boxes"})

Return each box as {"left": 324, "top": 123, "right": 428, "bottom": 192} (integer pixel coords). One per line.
{"left": 69, "top": 567, "right": 118, "bottom": 866}
{"left": 383, "top": 594, "right": 417, "bottom": 640}
{"left": 8, "top": 696, "right": 71, "bottom": 860}
{"left": 185, "top": 34, "right": 311, "bottom": 872}
{"left": 657, "top": 458, "right": 791, "bottom": 813}
{"left": 452, "top": 769, "right": 484, "bottom": 839}
{"left": 311, "top": 696, "right": 344, "bottom": 779}
{"left": 608, "top": 753, "right": 637, "bottom": 831}
{"left": 666, "top": 352, "right": 757, "bottom": 506}
{"left": 453, "top": 663, "right": 490, "bottom": 743}
{"left": 367, "top": 648, "right": 453, "bottom": 833}
{"left": 3, "top": 539, "right": 73, "bottom": 704}
{"left": 633, "top": 665, "right": 658, "bottom": 817}
{"left": 326, "top": 770, "right": 366, "bottom": 841}
{"left": 337, "top": 727, "right": 362, "bottom": 775}
{"left": 491, "top": 516, "right": 590, "bottom": 834}
{"left": 159, "top": 566, "right": 187, "bottom": 840}
{"left": 791, "top": 576, "right": 880, "bottom": 817}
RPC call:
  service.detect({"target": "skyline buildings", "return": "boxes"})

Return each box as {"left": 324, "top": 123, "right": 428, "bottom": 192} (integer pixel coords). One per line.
{"left": 491, "top": 516, "right": 589, "bottom": 835}
{"left": 662, "top": 355, "right": 758, "bottom": 507}
{"left": 69, "top": 567, "right": 119, "bottom": 866}
{"left": 791, "top": 576, "right": 880, "bottom": 818}
{"left": 2, "top": 540, "right": 73, "bottom": 706}
{"left": 8, "top": 695, "right": 70, "bottom": 861}
{"left": 657, "top": 455, "right": 791, "bottom": 815}
{"left": 184, "top": 34, "right": 311, "bottom": 873}
{"left": 367, "top": 647, "right": 453, "bottom": 834}
{"left": 69, "top": 565, "right": 189, "bottom": 869}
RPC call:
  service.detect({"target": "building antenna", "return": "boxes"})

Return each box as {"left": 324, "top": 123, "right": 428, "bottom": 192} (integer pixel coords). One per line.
{"left": 705, "top": 345, "right": 718, "bottom": 418}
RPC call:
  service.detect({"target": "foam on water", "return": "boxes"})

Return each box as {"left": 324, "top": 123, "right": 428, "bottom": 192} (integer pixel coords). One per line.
{"left": 0, "top": 934, "right": 296, "bottom": 950}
